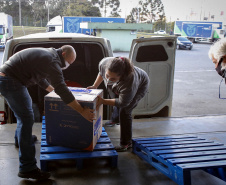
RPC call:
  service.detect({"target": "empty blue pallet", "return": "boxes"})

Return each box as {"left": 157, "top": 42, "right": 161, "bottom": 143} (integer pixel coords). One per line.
{"left": 40, "top": 117, "right": 118, "bottom": 171}
{"left": 132, "top": 136, "right": 226, "bottom": 185}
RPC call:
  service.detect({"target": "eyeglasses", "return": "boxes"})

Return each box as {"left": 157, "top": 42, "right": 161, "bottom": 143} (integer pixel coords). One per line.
{"left": 219, "top": 78, "right": 226, "bottom": 99}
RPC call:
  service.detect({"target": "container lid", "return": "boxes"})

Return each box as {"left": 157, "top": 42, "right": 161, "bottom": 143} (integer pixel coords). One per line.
{"left": 45, "top": 87, "right": 103, "bottom": 102}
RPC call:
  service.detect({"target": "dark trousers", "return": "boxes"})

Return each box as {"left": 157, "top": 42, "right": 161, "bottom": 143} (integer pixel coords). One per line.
{"left": 112, "top": 94, "right": 144, "bottom": 145}
{"left": 111, "top": 106, "right": 119, "bottom": 123}
{"left": 119, "top": 108, "right": 132, "bottom": 145}
{"left": 0, "top": 76, "right": 37, "bottom": 172}
{"left": 108, "top": 78, "right": 149, "bottom": 145}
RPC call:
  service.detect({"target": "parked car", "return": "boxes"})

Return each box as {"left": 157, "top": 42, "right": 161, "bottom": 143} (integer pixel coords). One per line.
{"left": 155, "top": 30, "right": 166, "bottom": 34}
{"left": 177, "top": 36, "right": 193, "bottom": 50}
{"left": 1, "top": 32, "right": 176, "bottom": 122}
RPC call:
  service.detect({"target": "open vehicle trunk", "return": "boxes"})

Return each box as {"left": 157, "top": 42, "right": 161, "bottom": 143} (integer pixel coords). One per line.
{"left": 1, "top": 33, "right": 176, "bottom": 123}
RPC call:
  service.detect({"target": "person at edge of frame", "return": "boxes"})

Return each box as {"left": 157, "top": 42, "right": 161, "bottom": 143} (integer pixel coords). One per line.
{"left": 209, "top": 38, "right": 226, "bottom": 99}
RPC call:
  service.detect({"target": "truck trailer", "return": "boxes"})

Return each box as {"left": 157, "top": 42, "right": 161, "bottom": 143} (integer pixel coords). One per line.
{"left": 0, "top": 12, "right": 13, "bottom": 49}
{"left": 46, "top": 15, "right": 125, "bottom": 35}
{"left": 174, "top": 21, "right": 224, "bottom": 43}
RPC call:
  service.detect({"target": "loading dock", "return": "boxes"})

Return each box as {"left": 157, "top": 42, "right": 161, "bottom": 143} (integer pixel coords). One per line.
{"left": 1, "top": 115, "right": 226, "bottom": 185}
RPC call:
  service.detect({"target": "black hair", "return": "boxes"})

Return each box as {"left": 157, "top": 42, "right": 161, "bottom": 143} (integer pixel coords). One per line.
{"left": 106, "top": 57, "right": 134, "bottom": 80}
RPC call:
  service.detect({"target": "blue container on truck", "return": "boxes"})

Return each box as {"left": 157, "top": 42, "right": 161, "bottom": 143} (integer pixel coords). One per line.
{"left": 44, "top": 87, "right": 103, "bottom": 151}
{"left": 174, "top": 21, "right": 223, "bottom": 42}
{"left": 63, "top": 16, "right": 125, "bottom": 34}
{"left": 182, "top": 23, "right": 212, "bottom": 38}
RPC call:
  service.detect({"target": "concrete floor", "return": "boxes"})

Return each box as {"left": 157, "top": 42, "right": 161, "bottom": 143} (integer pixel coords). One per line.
{"left": 1, "top": 115, "right": 226, "bottom": 185}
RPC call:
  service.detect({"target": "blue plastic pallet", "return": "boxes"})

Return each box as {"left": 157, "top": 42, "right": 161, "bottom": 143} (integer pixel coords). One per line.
{"left": 40, "top": 118, "right": 118, "bottom": 171}
{"left": 132, "top": 136, "right": 226, "bottom": 185}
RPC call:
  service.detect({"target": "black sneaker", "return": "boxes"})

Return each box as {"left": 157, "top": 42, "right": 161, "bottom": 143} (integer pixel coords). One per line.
{"left": 115, "top": 143, "right": 132, "bottom": 152}
{"left": 15, "top": 135, "right": 38, "bottom": 148}
{"left": 18, "top": 168, "right": 51, "bottom": 180}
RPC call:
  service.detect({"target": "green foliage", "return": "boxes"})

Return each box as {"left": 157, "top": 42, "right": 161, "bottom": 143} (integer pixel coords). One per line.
{"left": 31, "top": 0, "right": 48, "bottom": 26}
{"left": 126, "top": 8, "right": 142, "bottom": 23}
{"left": 0, "top": 0, "right": 101, "bottom": 27}
{"left": 90, "top": 0, "right": 120, "bottom": 17}
{"left": 153, "top": 18, "right": 166, "bottom": 30}
{"left": 0, "top": 0, "right": 33, "bottom": 26}
{"left": 153, "top": 20, "right": 175, "bottom": 33}
{"left": 48, "top": 1, "right": 68, "bottom": 18}
{"left": 126, "top": 0, "right": 165, "bottom": 23}
{"left": 171, "top": 21, "right": 175, "bottom": 30}
{"left": 63, "top": 1, "right": 101, "bottom": 16}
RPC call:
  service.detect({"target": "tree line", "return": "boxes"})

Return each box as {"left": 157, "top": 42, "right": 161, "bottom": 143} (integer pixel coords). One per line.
{"left": 0, "top": 0, "right": 172, "bottom": 32}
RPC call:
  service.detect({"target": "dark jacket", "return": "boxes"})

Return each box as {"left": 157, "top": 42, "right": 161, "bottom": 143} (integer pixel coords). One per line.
{"left": 99, "top": 57, "right": 150, "bottom": 108}
{"left": 0, "top": 47, "right": 74, "bottom": 104}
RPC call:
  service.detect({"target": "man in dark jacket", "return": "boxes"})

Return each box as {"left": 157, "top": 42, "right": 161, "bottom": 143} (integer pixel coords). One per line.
{"left": 0, "top": 45, "right": 95, "bottom": 180}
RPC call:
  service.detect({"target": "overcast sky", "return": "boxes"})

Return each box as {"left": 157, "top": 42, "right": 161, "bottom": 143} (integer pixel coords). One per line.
{"left": 119, "top": 0, "right": 226, "bottom": 23}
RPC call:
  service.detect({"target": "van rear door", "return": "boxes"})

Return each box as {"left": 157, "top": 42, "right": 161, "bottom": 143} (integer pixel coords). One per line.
{"left": 129, "top": 37, "right": 176, "bottom": 118}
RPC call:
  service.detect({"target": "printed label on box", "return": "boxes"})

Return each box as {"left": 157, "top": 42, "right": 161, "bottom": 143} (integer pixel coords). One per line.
{"left": 94, "top": 116, "right": 101, "bottom": 136}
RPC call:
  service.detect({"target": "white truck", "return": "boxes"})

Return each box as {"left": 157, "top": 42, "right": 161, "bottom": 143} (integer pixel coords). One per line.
{"left": 0, "top": 12, "right": 13, "bottom": 49}
{"left": 46, "top": 15, "right": 63, "bottom": 33}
